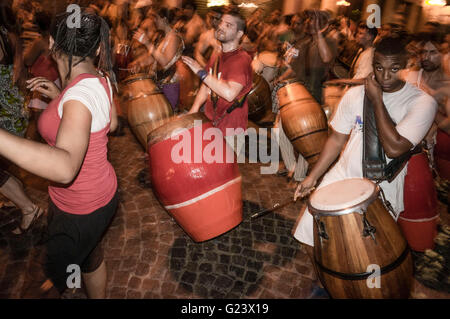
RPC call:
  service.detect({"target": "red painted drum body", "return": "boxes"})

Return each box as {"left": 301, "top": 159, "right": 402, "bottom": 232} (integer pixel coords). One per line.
{"left": 434, "top": 129, "right": 450, "bottom": 180}
{"left": 398, "top": 153, "right": 439, "bottom": 252}
{"left": 147, "top": 113, "right": 243, "bottom": 242}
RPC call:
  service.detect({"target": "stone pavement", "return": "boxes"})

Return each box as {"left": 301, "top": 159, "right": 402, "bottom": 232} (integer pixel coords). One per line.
{"left": 0, "top": 124, "right": 449, "bottom": 299}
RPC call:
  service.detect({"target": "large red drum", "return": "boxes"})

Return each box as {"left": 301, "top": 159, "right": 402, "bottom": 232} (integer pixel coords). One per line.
{"left": 434, "top": 128, "right": 450, "bottom": 181}
{"left": 398, "top": 153, "right": 439, "bottom": 252}
{"left": 147, "top": 113, "right": 243, "bottom": 242}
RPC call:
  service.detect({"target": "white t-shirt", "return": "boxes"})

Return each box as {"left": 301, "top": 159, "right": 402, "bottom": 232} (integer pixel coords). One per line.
{"left": 59, "top": 77, "right": 113, "bottom": 132}
{"left": 293, "top": 83, "right": 437, "bottom": 246}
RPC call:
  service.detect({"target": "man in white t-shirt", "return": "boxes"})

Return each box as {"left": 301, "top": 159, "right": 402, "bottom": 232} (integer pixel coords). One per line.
{"left": 292, "top": 37, "right": 437, "bottom": 256}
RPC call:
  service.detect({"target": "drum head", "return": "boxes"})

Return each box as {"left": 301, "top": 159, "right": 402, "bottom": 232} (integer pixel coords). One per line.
{"left": 309, "top": 178, "right": 376, "bottom": 211}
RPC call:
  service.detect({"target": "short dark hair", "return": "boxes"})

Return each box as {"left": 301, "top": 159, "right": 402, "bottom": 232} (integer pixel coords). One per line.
{"left": 35, "top": 11, "right": 52, "bottom": 33}
{"left": 223, "top": 6, "right": 246, "bottom": 34}
{"left": 374, "top": 36, "right": 408, "bottom": 57}
{"left": 358, "top": 22, "right": 378, "bottom": 40}
{"left": 416, "top": 31, "right": 445, "bottom": 50}
{"left": 182, "top": 0, "right": 197, "bottom": 11}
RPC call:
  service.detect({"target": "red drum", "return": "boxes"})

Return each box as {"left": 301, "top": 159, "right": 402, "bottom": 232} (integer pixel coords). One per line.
{"left": 147, "top": 113, "right": 243, "bottom": 242}
{"left": 434, "top": 128, "right": 450, "bottom": 181}
{"left": 398, "top": 153, "right": 439, "bottom": 252}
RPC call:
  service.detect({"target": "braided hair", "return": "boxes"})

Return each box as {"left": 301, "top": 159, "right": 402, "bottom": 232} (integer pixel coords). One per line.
{"left": 50, "top": 9, "right": 116, "bottom": 85}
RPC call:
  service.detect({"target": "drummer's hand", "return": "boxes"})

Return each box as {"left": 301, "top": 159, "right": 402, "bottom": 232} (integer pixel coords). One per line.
{"left": 133, "top": 29, "right": 149, "bottom": 46}
{"left": 181, "top": 56, "right": 201, "bottom": 74}
{"left": 294, "top": 176, "right": 317, "bottom": 201}
{"left": 26, "top": 77, "right": 60, "bottom": 100}
{"left": 364, "top": 73, "right": 383, "bottom": 105}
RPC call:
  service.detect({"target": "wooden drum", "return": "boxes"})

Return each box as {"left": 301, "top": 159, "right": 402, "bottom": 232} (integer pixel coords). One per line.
{"left": 277, "top": 82, "right": 328, "bottom": 166}
{"left": 309, "top": 178, "right": 413, "bottom": 299}
{"left": 121, "top": 74, "right": 173, "bottom": 150}
{"left": 147, "top": 113, "right": 243, "bottom": 242}
{"left": 248, "top": 73, "right": 272, "bottom": 123}
{"left": 322, "top": 84, "right": 345, "bottom": 122}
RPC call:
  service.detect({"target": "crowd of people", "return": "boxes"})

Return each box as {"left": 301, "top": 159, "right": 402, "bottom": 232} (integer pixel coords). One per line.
{"left": 0, "top": 0, "right": 449, "bottom": 298}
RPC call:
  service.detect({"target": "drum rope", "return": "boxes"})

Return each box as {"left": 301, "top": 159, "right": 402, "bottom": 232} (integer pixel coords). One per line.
{"left": 376, "top": 182, "right": 399, "bottom": 220}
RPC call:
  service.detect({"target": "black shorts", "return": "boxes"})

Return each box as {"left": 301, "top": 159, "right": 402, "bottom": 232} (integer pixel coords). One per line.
{"left": 44, "top": 192, "right": 118, "bottom": 293}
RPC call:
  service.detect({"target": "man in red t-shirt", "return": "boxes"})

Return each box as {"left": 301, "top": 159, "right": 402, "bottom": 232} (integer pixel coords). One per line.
{"left": 182, "top": 8, "right": 252, "bottom": 155}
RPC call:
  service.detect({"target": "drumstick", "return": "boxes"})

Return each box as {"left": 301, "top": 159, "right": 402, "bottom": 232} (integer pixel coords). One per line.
{"left": 250, "top": 198, "right": 298, "bottom": 220}
{"left": 250, "top": 187, "right": 315, "bottom": 220}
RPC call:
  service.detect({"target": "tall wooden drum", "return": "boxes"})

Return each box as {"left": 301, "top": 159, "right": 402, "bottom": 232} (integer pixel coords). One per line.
{"left": 147, "top": 113, "right": 243, "bottom": 242}
{"left": 248, "top": 73, "right": 272, "bottom": 123}
{"left": 322, "top": 84, "right": 345, "bottom": 122}
{"left": 121, "top": 74, "right": 173, "bottom": 150}
{"left": 309, "top": 178, "right": 413, "bottom": 299}
{"left": 277, "top": 82, "right": 328, "bottom": 166}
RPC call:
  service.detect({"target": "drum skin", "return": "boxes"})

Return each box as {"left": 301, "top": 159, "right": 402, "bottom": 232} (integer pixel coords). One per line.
{"left": 434, "top": 128, "right": 450, "bottom": 181}
{"left": 398, "top": 153, "right": 439, "bottom": 252}
{"left": 121, "top": 74, "right": 173, "bottom": 150}
{"left": 248, "top": 73, "right": 272, "bottom": 122}
{"left": 147, "top": 113, "right": 243, "bottom": 242}
{"left": 277, "top": 82, "right": 328, "bottom": 166}
{"left": 311, "top": 193, "right": 413, "bottom": 298}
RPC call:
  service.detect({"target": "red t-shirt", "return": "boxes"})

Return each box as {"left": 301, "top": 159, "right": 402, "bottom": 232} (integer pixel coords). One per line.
{"left": 203, "top": 49, "right": 253, "bottom": 136}
{"left": 38, "top": 73, "right": 117, "bottom": 215}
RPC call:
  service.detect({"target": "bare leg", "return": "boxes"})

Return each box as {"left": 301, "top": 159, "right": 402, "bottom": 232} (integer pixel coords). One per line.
{"left": 82, "top": 260, "right": 107, "bottom": 299}
{"left": 0, "top": 174, "right": 40, "bottom": 233}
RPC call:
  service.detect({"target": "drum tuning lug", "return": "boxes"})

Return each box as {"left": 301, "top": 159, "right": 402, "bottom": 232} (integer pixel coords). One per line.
{"left": 318, "top": 221, "right": 329, "bottom": 240}
{"left": 362, "top": 215, "right": 376, "bottom": 241}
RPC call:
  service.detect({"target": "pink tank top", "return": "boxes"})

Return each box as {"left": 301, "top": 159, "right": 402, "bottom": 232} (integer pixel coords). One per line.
{"left": 38, "top": 73, "right": 117, "bottom": 215}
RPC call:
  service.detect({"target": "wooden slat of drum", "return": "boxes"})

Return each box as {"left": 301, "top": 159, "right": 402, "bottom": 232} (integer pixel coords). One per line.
{"left": 127, "top": 93, "right": 173, "bottom": 150}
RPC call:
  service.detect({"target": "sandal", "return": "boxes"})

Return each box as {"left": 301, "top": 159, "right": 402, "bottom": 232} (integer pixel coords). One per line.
{"left": 11, "top": 205, "right": 45, "bottom": 236}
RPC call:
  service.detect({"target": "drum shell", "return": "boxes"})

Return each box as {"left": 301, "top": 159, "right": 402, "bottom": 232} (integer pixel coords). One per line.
{"left": 398, "top": 153, "right": 438, "bottom": 252}
{"left": 434, "top": 129, "right": 450, "bottom": 180}
{"left": 322, "top": 85, "right": 345, "bottom": 122}
{"left": 248, "top": 73, "right": 272, "bottom": 122}
{"left": 147, "top": 113, "right": 243, "bottom": 242}
{"left": 312, "top": 197, "right": 413, "bottom": 299}
{"left": 122, "top": 74, "right": 173, "bottom": 150}
{"left": 277, "top": 82, "right": 328, "bottom": 166}
{"left": 176, "top": 60, "right": 200, "bottom": 112}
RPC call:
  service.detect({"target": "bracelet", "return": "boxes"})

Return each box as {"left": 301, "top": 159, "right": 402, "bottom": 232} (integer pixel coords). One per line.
{"left": 197, "top": 69, "right": 208, "bottom": 82}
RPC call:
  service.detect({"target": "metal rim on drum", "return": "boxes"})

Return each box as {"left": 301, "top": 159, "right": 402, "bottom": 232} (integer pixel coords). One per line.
{"left": 307, "top": 178, "right": 380, "bottom": 217}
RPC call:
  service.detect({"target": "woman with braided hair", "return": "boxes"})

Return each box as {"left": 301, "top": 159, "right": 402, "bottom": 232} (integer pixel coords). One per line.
{"left": 0, "top": 8, "right": 119, "bottom": 298}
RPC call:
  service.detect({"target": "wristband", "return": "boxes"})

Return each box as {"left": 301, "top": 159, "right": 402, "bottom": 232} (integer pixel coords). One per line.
{"left": 197, "top": 69, "right": 208, "bottom": 82}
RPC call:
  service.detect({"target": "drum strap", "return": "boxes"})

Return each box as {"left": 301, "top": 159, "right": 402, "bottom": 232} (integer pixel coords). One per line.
{"left": 362, "top": 94, "right": 421, "bottom": 183}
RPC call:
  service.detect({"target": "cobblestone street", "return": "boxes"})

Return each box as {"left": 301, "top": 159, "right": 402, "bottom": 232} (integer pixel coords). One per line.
{"left": 0, "top": 124, "right": 448, "bottom": 299}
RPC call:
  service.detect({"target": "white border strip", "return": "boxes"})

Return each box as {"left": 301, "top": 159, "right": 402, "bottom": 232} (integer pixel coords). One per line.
{"left": 164, "top": 176, "right": 242, "bottom": 210}
{"left": 398, "top": 214, "right": 440, "bottom": 223}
